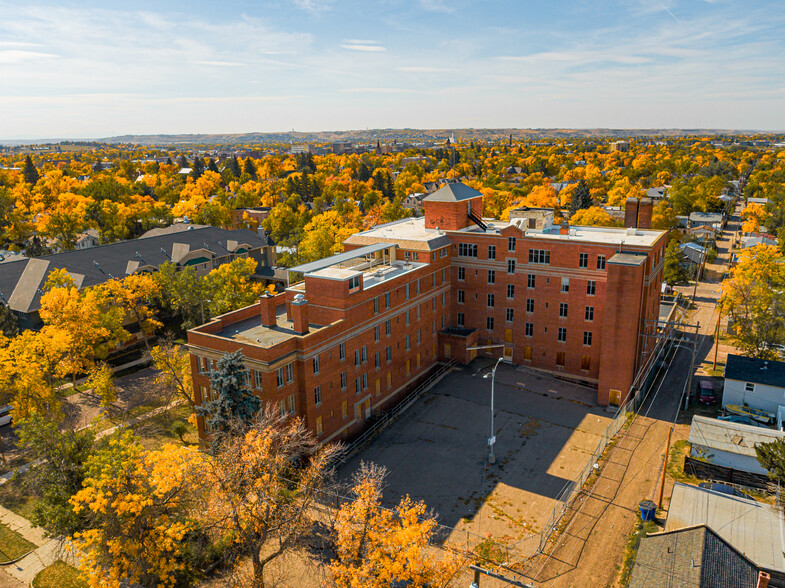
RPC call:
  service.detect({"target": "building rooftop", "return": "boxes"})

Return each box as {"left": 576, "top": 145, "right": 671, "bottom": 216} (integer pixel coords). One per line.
{"left": 213, "top": 306, "right": 326, "bottom": 347}
{"left": 350, "top": 216, "right": 664, "bottom": 249}
{"left": 288, "top": 242, "right": 396, "bottom": 275}
{"left": 725, "top": 354, "right": 785, "bottom": 388}
{"left": 666, "top": 482, "right": 785, "bottom": 573}
{"left": 688, "top": 415, "right": 785, "bottom": 459}
{"left": 630, "top": 525, "right": 759, "bottom": 588}
{"left": 423, "top": 183, "right": 482, "bottom": 203}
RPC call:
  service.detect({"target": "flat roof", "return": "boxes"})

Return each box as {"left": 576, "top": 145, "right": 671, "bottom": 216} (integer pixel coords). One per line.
{"left": 688, "top": 415, "right": 785, "bottom": 458}
{"left": 288, "top": 242, "right": 396, "bottom": 274}
{"left": 351, "top": 216, "right": 664, "bottom": 248}
{"left": 213, "top": 307, "right": 326, "bottom": 347}
{"left": 666, "top": 482, "right": 785, "bottom": 573}
{"left": 607, "top": 252, "right": 647, "bottom": 266}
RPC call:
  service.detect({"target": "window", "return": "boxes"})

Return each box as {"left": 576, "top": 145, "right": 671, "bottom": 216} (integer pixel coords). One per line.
{"left": 528, "top": 249, "right": 550, "bottom": 264}
{"left": 507, "top": 259, "right": 516, "bottom": 274}
{"left": 286, "top": 363, "right": 293, "bottom": 382}
{"left": 583, "top": 331, "right": 593, "bottom": 346}
{"left": 487, "top": 293, "right": 495, "bottom": 308}
{"left": 360, "top": 345, "right": 367, "bottom": 363}
{"left": 441, "top": 248, "right": 447, "bottom": 257}
{"left": 277, "top": 366, "right": 285, "bottom": 387}
{"left": 405, "top": 310, "right": 410, "bottom": 326}
{"left": 355, "top": 349, "right": 360, "bottom": 366}
{"left": 405, "top": 284, "right": 410, "bottom": 300}
{"left": 375, "top": 352, "right": 381, "bottom": 368}
{"left": 527, "top": 274, "right": 535, "bottom": 289}
{"left": 597, "top": 255, "right": 606, "bottom": 270}
{"left": 405, "top": 335, "right": 411, "bottom": 350}
{"left": 506, "top": 308, "right": 514, "bottom": 322}
{"left": 404, "top": 251, "right": 411, "bottom": 261}
{"left": 385, "top": 292, "right": 391, "bottom": 308}
{"left": 342, "top": 400, "right": 348, "bottom": 419}
{"left": 526, "top": 298, "right": 534, "bottom": 313}
{"left": 280, "top": 400, "right": 286, "bottom": 417}
{"left": 587, "top": 280, "right": 596, "bottom": 296}
{"left": 374, "top": 325, "right": 380, "bottom": 342}
{"left": 585, "top": 306, "right": 594, "bottom": 321}
{"left": 559, "top": 303, "right": 568, "bottom": 318}
{"left": 313, "top": 356, "right": 320, "bottom": 374}
{"left": 416, "top": 306, "right": 421, "bottom": 321}
{"left": 314, "top": 386, "right": 322, "bottom": 405}
{"left": 356, "top": 377, "right": 361, "bottom": 394}
{"left": 525, "top": 322, "right": 533, "bottom": 337}
{"left": 385, "top": 320, "right": 391, "bottom": 336}
{"left": 432, "top": 297, "right": 436, "bottom": 311}
{"left": 416, "top": 329, "right": 421, "bottom": 344}
{"left": 349, "top": 275, "right": 361, "bottom": 291}
{"left": 254, "top": 370, "right": 263, "bottom": 389}
{"left": 508, "top": 236, "right": 516, "bottom": 252}
{"left": 441, "top": 315, "right": 446, "bottom": 328}
{"left": 556, "top": 351, "right": 565, "bottom": 367}
{"left": 413, "top": 252, "right": 419, "bottom": 261}
{"left": 744, "top": 382, "right": 754, "bottom": 392}
{"left": 373, "top": 297, "right": 379, "bottom": 314}
{"left": 416, "top": 279, "right": 421, "bottom": 295}
{"left": 458, "top": 243, "right": 478, "bottom": 257}
{"left": 386, "top": 346, "right": 392, "bottom": 362}
{"left": 488, "top": 270, "right": 495, "bottom": 284}
{"left": 442, "top": 292, "right": 446, "bottom": 306}
{"left": 458, "top": 266, "right": 465, "bottom": 281}
{"left": 507, "top": 284, "right": 515, "bottom": 299}
{"left": 558, "top": 327, "right": 567, "bottom": 342}
{"left": 316, "top": 415, "right": 323, "bottom": 435}
{"left": 362, "top": 373, "right": 368, "bottom": 390}
{"left": 339, "top": 342, "right": 346, "bottom": 360}
{"left": 579, "top": 252, "right": 588, "bottom": 268}
{"left": 561, "top": 278, "right": 569, "bottom": 293}
{"left": 457, "top": 312, "right": 465, "bottom": 326}
{"left": 442, "top": 268, "right": 446, "bottom": 283}
{"left": 488, "top": 245, "right": 496, "bottom": 259}
{"left": 340, "top": 371, "right": 346, "bottom": 389}
{"left": 486, "top": 317, "right": 494, "bottom": 330}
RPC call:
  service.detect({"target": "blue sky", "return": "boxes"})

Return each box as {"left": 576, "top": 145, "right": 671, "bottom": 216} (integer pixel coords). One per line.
{"left": 1, "top": 0, "right": 783, "bottom": 139}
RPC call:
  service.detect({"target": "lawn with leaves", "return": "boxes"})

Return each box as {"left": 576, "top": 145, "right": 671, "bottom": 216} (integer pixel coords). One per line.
{"left": 33, "top": 560, "right": 87, "bottom": 588}
{"left": 0, "top": 521, "right": 36, "bottom": 563}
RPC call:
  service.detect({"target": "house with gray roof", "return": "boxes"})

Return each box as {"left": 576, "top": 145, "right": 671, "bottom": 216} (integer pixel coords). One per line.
{"left": 0, "top": 226, "right": 278, "bottom": 330}
{"left": 689, "top": 212, "right": 724, "bottom": 230}
{"left": 723, "top": 354, "right": 785, "bottom": 419}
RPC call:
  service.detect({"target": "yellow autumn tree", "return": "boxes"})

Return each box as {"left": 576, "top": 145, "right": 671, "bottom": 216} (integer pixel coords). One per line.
{"left": 569, "top": 206, "right": 619, "bottom": 227}
{"left": 740, "top": 202, "right": 768, "bottom": 234}
{"left": 149, "top": 340, "right": 195, "bottom": 411}
{"left": 71, "top": 433, "right": 207, "bottom": 588}
{"left": 330, "top": 462, "right": 463, "bottom": 588}
{"left": 100, "top": 274, "right": 162, "bottom": 349}
{"left": 86, "top": 362, "right": 116, "bottom": 408}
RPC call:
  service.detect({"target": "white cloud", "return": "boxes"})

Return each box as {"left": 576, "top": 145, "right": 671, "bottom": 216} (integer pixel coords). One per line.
{"left": 190, "top": 60, "right": 247, "bottom": 67}
{"left": 289, "top": 0, "right": 333, "bottom": 13}
{"left": 419, "top": 0, "right": 454, "bottom": 13}
{"left": 341, "top": 43, "right": 386, "bottom": 52}
{"left": 0, "top": 49, "right": 58, "bottom": 63}
{"left": 339, "top": 87, "right": 416, "bottom": 93}
{"left": 396, "top": 66, "right": 454, "bottom": 72}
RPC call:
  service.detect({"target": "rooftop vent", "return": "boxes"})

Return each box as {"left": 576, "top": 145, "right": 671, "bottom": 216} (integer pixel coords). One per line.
{"left": 293, "top": 293, "right": 305, "bottom": 302}
{"left": 762, "top": 361, "right": 768, "bottom": 370}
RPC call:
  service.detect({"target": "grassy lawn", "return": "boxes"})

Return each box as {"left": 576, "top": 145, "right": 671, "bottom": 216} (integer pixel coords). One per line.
{"left": 666, "top": 439, "right": 702, "bottom": 486}
{"left": 0, "top": 475, "right": 39, "bottom": 521}
{"left": 130, "top": 404, "right": 198, "bottom": 450}
{"left": 33, "top": 560, "right": 87, "bottom": 588}
{"left": 0, "top": 521, "right": 36, "bottom": 563}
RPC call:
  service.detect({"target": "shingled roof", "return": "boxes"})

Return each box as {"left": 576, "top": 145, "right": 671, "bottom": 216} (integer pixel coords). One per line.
{"left": 423, "top": 182, "right": 482, "bottom": 203}
{"left": 0, "top": 227, "right": 271, "bottom": 315}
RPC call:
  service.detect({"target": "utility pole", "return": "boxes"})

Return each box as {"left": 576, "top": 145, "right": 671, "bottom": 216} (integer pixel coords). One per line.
{"left": 466, "top": 345, "right": 505, "bottom": 465}
{"left": 712, "top": 303, "right": 723, "bottom": 371}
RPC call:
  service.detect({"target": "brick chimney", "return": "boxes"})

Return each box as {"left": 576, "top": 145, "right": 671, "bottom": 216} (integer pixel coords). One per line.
{"left": 259, "top": 293, "right": 277, "bottom": 328}
{"left": 757, "top": 571, "right": 770, "bottom": 588}
{"left": 291, "top": 295, "right": 309, "bottom": 335}
{"left": 559, "top": 221, "right": 569, "bottom": 235}
{"left": 637, "top": 197, "right": 653, "bottom": 229}
{"left": 624, "top": 197, "right": 639, "bottom": 229}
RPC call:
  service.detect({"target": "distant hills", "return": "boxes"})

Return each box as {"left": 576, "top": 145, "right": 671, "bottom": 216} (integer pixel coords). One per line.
{"left": 2, "top": 128, "right": 770, "bottom": 147}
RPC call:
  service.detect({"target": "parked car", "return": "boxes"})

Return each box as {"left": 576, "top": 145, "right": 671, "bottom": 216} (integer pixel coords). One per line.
{"left": 698, "top": 482, "right": 754, "bottom": 501}
{"left": 697, "top": 380, "right": 716, "bottom": 405}
{"left": 0, "top": 405, "right": 12, "bottom": 427}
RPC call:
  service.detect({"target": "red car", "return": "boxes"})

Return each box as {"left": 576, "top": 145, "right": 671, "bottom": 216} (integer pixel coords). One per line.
{"left": 697, "top": 380, "right": 716, "bottom": 405}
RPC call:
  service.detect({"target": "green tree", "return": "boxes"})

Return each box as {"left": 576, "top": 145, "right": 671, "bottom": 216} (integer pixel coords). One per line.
{"left": 16, "top": 414, "right": 95, "bottom": 537}
{"left": 569, "top": 179, "right": 592, "bottom": 214}
{"left": 0, "top": 304, "right": 19, "bottom": 338}
{"left": 207, "top": 158, "right": 219, "bottom": 173}
{"left": 197, "top": 351, "right": 261, "bottom": 451}
{"left": 229, "top": 156, "right": 242, "bottom": 178}
{"left": 755, "top": 437, "right": 785, "bottom": 483}
{"left": 663, "top": 239, "right": 688, "bottom": 285}
{"left": 22, "top": 155, "right": 39, "bottom": 185}
{"left": 243, "top": 157, "right": 258, "bottom": 180}
{"left": 153, "top": 261, "right": 207, "bottom": 330}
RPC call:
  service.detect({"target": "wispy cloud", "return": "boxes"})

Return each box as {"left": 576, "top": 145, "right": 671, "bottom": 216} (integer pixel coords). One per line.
{"left": 0, "top": 49, "right": 58, "bottom": 63}
{"left": 190, "top": 60, "right": 246, "bottom": 67}
{"left": 396, "top": 66, "right": 454, "bottom": 72}
{"left": 339, "top": 87, "right": 416, "bottom": 93}
{"left": 289, "top": 0, "right": 333, "bottom": 13}
{"left": 341, "top": 40, "right": 386, "bottom": 52}
{"left": 419, "top": 0, "right": 454, "bottom": 13}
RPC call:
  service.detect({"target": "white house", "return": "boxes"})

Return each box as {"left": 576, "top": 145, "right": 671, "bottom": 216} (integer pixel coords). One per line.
{"left": 75, "top": 229, "right": 100, "bottom": 250}
{"left": 723, "top": 354, "right": 785, "bottom": 417}
{"left": 688, "top": 415, "right": 784, "bottom": 475}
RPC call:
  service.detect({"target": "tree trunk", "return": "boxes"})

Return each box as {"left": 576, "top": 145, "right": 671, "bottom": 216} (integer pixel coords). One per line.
{"left": 251, "top": 550, "right": 266, "bottom": 588}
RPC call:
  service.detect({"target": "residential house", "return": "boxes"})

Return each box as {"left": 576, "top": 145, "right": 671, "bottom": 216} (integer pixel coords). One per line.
{"left": 723, "top": 354, "right": 785, "bottom": 418}
{"left": 75, "top": 229, "right": 100, "bottom": 250}
{"left": 689, "top": 212, "right": 724, "bottom": 231}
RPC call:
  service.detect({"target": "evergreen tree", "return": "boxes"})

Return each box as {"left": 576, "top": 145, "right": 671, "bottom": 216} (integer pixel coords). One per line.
{"left": 243, "top": 157, "right": 257, "bottom": 180}
{"left": 197, "top": 351, "right": 262, "bottom": 451}
{"left": 191, "top": 156, "right": 205, "bottom": 180}
{"left": 569, "top": 180, "right": 592, "bottom": 214}
{"left": 357, "top": 161, "right": 372, "bottom": 182}
{"left": 229, "top": 156, "right": 242, "bottom": 178}
{"left": 207, "top": 158, "right": 219, "bottom": 173}
{"left": 177, "top": 155, "right": 188, "bottom": 169}
{"left": 166, "top": 157, "right": 173, "bottom": 166}
{"left": 25, "top": 236, "right": 52, "bottom": 257}
{"left": 663, "top": 239, "right": 687, "bottom": 285}
{"left": 22, "top": 155, "right": 39, "bottom": 185}
{"left": 0, "top": 303, "right": 18, "bottom": 338}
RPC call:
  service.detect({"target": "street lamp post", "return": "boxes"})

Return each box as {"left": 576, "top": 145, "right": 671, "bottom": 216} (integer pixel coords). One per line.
{"left": 484, "top": 356, "right": 504, "bottom": 464}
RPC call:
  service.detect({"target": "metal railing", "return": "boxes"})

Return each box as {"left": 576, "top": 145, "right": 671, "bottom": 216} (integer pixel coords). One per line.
{"left": 333, "top": 358, "right": 457, "bottom": 465}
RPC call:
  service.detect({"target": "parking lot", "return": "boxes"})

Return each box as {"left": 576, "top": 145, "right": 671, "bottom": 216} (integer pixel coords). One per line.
{"left": 338, "top": 359, "right": 615, "bottom": 554}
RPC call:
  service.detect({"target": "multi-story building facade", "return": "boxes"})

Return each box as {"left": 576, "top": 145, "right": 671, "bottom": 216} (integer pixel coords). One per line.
{"left": 187, "top": 183, "right": 666, "bottom": 443}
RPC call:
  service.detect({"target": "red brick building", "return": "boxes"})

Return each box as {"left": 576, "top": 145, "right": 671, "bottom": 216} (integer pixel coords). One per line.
{"left": 188, "top": 183, "right": 666, "bottom": 442}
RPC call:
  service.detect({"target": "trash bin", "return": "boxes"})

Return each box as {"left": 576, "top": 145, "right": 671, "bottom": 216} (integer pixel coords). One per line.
{"left": 639, "top": 500, "right": 657, "bottom": 521}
